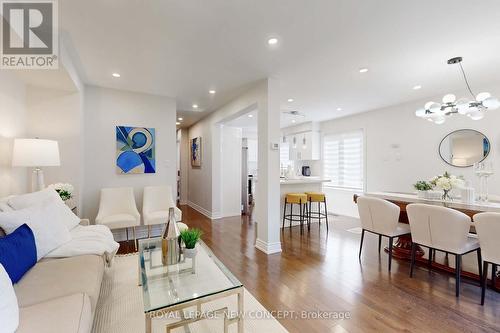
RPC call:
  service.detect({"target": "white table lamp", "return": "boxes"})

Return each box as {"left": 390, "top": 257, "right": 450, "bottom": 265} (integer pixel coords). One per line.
{"left": 12, "top": 138, "right": 60, "bottom": 192}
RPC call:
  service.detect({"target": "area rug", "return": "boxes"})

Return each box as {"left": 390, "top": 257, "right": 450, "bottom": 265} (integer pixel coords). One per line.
{"left": 92, "top": 254, "right": 288, "bottom": 333}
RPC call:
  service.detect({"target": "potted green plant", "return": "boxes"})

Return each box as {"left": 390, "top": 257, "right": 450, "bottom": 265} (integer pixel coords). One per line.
{"left": 180, "top": 228, "right": 203, "bottom": 259}
{"left": 413, "top": 181, "right": 433, "bottom": 199}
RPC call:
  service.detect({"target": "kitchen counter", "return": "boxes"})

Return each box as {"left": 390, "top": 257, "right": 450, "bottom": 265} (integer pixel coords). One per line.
{"left": 280, "top": 177, "right": 331, "bottom": 185}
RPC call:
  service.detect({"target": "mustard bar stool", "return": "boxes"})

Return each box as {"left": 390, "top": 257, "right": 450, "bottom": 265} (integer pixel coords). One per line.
{"left": 282, "top": 193, "right": 308, "bottom": 229}
{"left": 305, "top": 192, "right": 329, "bottom": 231}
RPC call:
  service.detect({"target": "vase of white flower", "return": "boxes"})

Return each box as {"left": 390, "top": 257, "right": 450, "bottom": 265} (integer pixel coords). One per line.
{"left": 48, "top": 183, "right": 74, "bottom": 202}
{"left": 430, "top": 172, "right": 465, "bottom": 201}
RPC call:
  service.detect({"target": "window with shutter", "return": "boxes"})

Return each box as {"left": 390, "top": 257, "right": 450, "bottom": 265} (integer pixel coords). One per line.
{"left": 323, "top": 130, "right": 364, "bottom": 190}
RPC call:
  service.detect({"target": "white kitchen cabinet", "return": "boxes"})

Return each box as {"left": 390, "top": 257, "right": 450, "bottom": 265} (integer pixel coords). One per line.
{"left": 287, "top": 131, "right": 320, "bottom": 161}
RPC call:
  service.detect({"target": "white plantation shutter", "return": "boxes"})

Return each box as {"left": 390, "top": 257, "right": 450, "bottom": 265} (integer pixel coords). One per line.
{"left": 323, "top": 130, "right": 364, "bottom": 190}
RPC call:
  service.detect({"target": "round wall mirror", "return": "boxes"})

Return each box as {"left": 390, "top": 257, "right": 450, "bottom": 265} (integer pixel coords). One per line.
{"left": 439, "top": 129, "right": 490, "bottom": 168}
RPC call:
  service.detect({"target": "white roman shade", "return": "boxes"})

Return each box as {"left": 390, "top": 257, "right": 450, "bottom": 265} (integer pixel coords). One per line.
{"left": 323, "top": 130, "right": 364, "bottom": 190}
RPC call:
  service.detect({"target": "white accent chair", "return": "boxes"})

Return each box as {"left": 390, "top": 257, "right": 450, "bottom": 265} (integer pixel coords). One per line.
{"left": 357, "top": 196, "right": 411, "bottom": 271}
{"left": 95, "top": 187, "right": 140, "bottom": 248}
{"left": 473, "top": 212, "right": 500, "bottom": 305}
{"left": 407, "top": 204, "right": 482, "bottom": 297}
{"left": 143, "top": 186, "right": 186, "bottom": 237}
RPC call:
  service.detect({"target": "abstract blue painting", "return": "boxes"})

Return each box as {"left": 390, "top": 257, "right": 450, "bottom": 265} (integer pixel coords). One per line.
{"left": 191, "top": 137, "right": 201, "bottom": 167}
{"left": 116, "top": 126, "right": 156, "bottom": 174}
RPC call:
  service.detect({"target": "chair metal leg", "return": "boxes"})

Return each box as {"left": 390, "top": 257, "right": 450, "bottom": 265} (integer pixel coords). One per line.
{"left": 388, "top": 237, "right": 393, "bottom": 272}
{"left": 477, "top": 249, "right": 483, "bottom": 279}
{"left": 324, "top": 198, "right": 329, "bottom": 232}
{"left": 282, "top": 199, "right": 287, "bottom": 229}
{"left": 410, "top": 242, "right": 416, "bottom": 277}
{"left": 133, "top": 226, "right": 137, "bottom": 251}
{"left": 289, "top": 203, "right": 293, "bottom": 229}
{"left": 428, "top": 248, "right": 433, "bottom": 269}
{"left": 307, "top": 200, "right": 312, "bottom": 226}
{"left": 299, "top": 201, "right": 303, "bottom": 229}
{"left": 492, "top": 264, "right": 497, "bottom": 286}
{"left": 455, "top": 254, "right": 461, "bottom": 297}
{"left": 482, "top": 261, "right": 489, "bottom": 305}
{"left": 378, "top": 235, "right": 382, "bottom": 253}
{"left": 358, "top": 229, "right": 365, "bottom": 259}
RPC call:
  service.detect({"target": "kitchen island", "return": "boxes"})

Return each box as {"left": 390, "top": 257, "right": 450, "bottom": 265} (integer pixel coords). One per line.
{"left": 280, "top": 177, "right": 331, "bottom": 227}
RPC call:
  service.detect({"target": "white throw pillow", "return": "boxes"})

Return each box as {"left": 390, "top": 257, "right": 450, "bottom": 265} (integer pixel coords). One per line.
{"left": 8, "top": 189, "right": 80, "bottom": 230}
{"left": 0, "top": 202, "right": 72, "bottom": 260}
{"left": 0, "top": 202, "right": 13, "bottom": 212}
{"left": 0, "top": 264, "right": 19, "bottom": 333}
{"left": 7, "top": 188, "right": 61, "bottom": 210}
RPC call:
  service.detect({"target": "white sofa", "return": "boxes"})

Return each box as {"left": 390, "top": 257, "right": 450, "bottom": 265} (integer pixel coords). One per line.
{"left": 0, "top": 193, "right": 112, "bottom": 333}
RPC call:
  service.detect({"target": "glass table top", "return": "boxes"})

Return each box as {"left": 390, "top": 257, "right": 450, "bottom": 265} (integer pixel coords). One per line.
{"left": 138, "top": 237, "right": 242, "bottom": 313}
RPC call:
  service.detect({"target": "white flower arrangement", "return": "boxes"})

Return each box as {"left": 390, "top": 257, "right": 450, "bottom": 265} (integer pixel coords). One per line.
{"left": 48, "top": 183, "right": 74, "bottom": 202}
{"left": 429, "top": 172, "right": 465, "bottom": 200}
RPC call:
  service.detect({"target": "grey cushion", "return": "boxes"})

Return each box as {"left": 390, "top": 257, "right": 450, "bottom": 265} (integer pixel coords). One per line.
{"left": 14, "top": 255, "right": 104, "bottom": 314}
{"left": 17, "top": 293, "right": 92, "bottom": 333}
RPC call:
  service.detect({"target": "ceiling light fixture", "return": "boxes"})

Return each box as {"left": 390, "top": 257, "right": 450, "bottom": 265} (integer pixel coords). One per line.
{"left": 176, "top": 122, "right": 180, "bottom": 125}
{"left": 287, "top": 98, "right": 294, "bottom": 102}
{"left": 291, "top": 119, "right": 296, "bottom": 123}
{"left": 248, "top": 114, "right": 253, "bottom": 118}
{"left": 415, "top": 57, "right": 499, "bottom": 124}
{"left": 209, "top": 90, "right": 216, "bottom": 94}
{"left": 192, "top": 104, "right": 198, "bottom": 109}
{"left": 336, "top": 107, "right": 342, "bottom": 111}
{"left": 267, "top": 37, "right": 278, "bottom": 45}
{"left": 178, "top": 117, "right": 183, "bottom": 121}
{"left": 413, "top": 85, "right": 422, "bottom": 90}
{"left": 359, "top": 68, "right": 369, "bottom": 73}
{"left": 112, "top": 73, "right": 121, "bottom": 78}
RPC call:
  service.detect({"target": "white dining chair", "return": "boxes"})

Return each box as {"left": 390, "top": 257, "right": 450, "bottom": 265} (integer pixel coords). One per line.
{"left": 407, "top": 204, "right": 482, "bottom": 297}
{"left": 473, "top": 212, "right": 500, "bottom": 305}
{"left": 96, "top": 187, "right": 141, "bottom": 248}
{"left": 357, "top": 196, "right": 411, "bottom": 271}
{"left": 143, "top": 185, "right": 186, "bottom": 237}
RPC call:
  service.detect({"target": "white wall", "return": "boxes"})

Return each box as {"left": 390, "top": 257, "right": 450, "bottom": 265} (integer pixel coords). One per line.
{"left": 320, "top": 84, "right": 500, "bottom": 217}
{"left": 25, "top": 86, "right": 84, "bottom": 210}
{"left": 178, "top": 128, "right": 189, "bottom": 205}
{"left": 187, "top": 81, "right": 266, "bottom": 218}
{"left": 220, "top": 126, "right": 242, "bottom": 217}
{"left": 82, "top": 86, "right": 177, "bottom": 221}
{"left": 0, "top": 72, "right": 28, "bottom": 196}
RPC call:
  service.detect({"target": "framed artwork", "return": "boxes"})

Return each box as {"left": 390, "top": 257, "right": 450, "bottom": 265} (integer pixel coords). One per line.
{"left": 116, "top": 126, "right": 156, "bottom": 174}
{"left": 191, "top": 137, "right": 202, "bottom": 167}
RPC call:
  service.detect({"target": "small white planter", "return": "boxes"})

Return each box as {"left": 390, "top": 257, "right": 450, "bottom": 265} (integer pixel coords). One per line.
{"left": 184, "top": 247, "right": 197, "bottom": 259}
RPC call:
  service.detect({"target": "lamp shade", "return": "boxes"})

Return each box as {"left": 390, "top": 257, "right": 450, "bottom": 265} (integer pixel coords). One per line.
{"left": 12, "top": 139, "right": 60, "bottom": 167}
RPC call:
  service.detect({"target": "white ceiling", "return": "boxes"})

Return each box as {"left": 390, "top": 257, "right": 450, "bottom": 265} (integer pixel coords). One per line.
{"left": 59, "top": 0, "right": 500, "bottom": 128}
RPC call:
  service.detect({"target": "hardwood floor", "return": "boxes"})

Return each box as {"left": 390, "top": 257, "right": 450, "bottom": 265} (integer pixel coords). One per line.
{"left": 119, "top": 206, "right": 500, "bottom": 333}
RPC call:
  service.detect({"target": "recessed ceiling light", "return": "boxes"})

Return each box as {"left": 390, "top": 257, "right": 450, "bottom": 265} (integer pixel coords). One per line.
{"left": 112, "top": 73, "right": 121, "bottom": 78}
{"left": 291, "top": 119, "right": 296, "bottom": 123}
{"left": 413, "top": 85, "right": 422, "bottom": 90}
{"left": 337, "top": 107, "right": 342, "bottom": 111}
{"left": 287, "top": 98, "right": 294, "bottom": 102}
{"left": 359, "top": 68, "right": 369, "bottom": 73}
{"left": 178, "top": 117, "right": 183, "bottom": 121}
{"left": 192, "top": 104, "right": 198, "bottom": 109}
{"left": 248, "top": 114, "right": 253, "bottom": 118}
{"left": 209, "top": 90, "right": 216, "bottom": 94}
{"left": 267, "top": 37, "right": 279, "bottom": 45}
{"left": 176, "top": 122, "right": 180, "bottom": 125}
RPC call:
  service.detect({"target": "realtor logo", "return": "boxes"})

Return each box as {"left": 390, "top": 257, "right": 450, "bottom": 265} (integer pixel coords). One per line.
{"left": 1, "top": 0, "right": 58, "bottom": 69}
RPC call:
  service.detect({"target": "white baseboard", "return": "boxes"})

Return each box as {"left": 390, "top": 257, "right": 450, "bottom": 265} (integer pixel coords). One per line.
{"left": 187, "top": 200, "right": 215, "bottom": 219}
{"left": 255, "top": 239, "right": 282, "bottom": 255}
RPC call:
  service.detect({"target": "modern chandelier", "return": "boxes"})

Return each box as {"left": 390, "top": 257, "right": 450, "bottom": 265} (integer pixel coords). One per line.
{"left": 415, "top": 57, "right": 500, "bottom": 124}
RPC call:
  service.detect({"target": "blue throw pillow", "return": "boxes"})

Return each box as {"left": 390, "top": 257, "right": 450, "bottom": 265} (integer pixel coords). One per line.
{"left": 0, "top": 224, "right": 37, "bottom": 283}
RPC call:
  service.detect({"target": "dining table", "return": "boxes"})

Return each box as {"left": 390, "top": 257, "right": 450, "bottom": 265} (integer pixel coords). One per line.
{"left": 353, "top": 191, "right": 500, "bottom": 290}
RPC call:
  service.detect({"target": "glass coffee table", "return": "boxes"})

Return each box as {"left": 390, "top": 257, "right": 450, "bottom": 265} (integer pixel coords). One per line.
{"left": 138, "top": 237, "right": 244, "bottom": 333}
